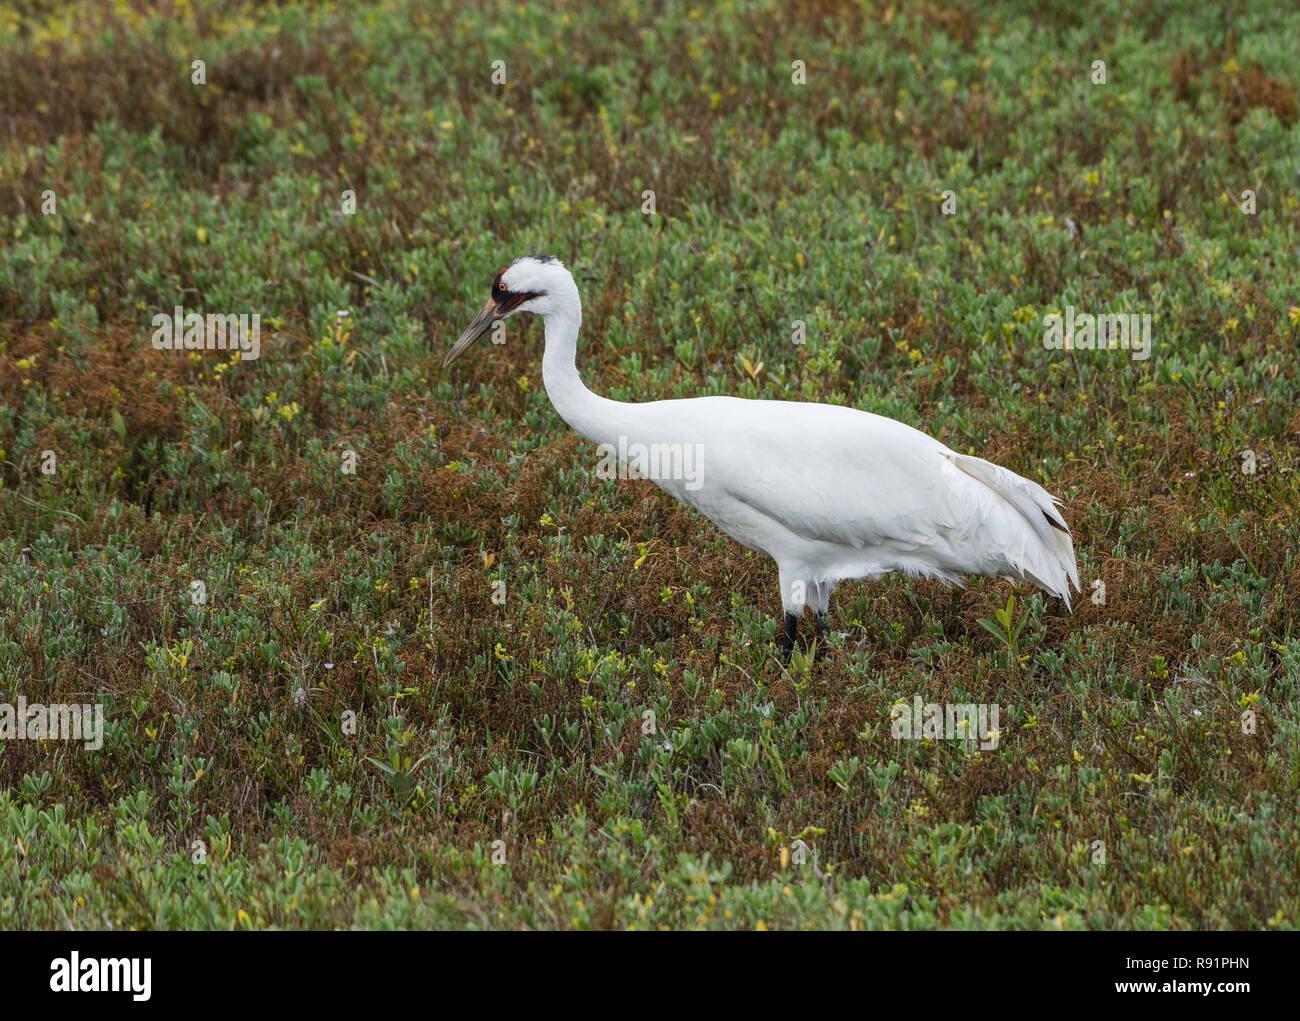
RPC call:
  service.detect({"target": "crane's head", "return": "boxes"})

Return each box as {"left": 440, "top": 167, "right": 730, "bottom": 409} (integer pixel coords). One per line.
{"left": 443, "top": 254, "right": 573, "bottom": 368}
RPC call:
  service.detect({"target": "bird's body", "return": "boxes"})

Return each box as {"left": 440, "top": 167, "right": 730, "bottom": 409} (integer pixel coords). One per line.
{"left": 445, "top": 256, "right": 1079, "bottom": 654}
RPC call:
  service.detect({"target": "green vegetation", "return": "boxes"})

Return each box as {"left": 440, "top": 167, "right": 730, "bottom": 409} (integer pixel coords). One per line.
{"left": 1, "top": 0, "right": 1298, "bottom": 929}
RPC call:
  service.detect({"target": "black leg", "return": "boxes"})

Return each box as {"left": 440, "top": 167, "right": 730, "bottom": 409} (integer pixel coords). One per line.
{"left": 781, "top": 611, "right": 798, "bottom": 661}
{"left": 815, "top": 613, "right": 830, "bottom": 638}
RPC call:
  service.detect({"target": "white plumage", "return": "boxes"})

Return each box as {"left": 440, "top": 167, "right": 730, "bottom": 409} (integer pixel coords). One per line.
{"left": 445, "top": 256, "right": 1079, "bottom": 656}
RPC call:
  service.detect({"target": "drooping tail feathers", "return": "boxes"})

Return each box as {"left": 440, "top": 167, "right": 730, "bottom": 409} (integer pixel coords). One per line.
{"left": 945, "top": 451, "right": 1081, "bottom": 609}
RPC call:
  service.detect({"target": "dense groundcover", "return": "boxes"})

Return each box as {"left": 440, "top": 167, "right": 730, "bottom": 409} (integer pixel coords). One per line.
{"left": 0, "top": 0, "right": 1298, "bottom": 929}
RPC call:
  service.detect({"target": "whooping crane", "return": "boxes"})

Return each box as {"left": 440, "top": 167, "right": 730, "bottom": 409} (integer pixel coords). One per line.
{"left": 444, "top": 256, "right": 1080, "bottom": 659}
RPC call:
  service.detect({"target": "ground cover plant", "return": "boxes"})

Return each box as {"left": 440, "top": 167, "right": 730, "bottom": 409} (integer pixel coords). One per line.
{"left": 1, "top": 0, "right": 1298, "bottom": 930}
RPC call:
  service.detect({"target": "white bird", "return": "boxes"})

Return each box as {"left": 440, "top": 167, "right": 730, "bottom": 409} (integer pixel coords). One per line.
{"left": 444, "top": 256, "right": 1080, "bottom": 658}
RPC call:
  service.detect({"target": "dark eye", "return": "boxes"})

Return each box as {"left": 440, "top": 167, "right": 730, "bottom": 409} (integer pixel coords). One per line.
{"left": 496, "top": 282, "right": 506, "bottom": 293}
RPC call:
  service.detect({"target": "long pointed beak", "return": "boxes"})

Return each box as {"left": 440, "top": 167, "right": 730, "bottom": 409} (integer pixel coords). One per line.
{"left": 443, "top": 301, "right": 499, "bottom": 368}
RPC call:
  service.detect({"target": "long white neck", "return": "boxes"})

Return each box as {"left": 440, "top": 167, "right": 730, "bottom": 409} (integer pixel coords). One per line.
{"left": 539, "top": 292, "right": 630, "bottom": 447}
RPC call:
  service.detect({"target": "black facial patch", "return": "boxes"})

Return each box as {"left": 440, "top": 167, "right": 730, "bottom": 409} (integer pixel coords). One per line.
{"left": 499, "top": 290, "right": 539, "bottom": 313}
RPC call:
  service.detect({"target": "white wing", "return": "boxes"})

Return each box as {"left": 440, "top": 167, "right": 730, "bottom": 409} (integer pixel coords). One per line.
{"left": 625, "top": 396, "right": 1078, "bottom": 604}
